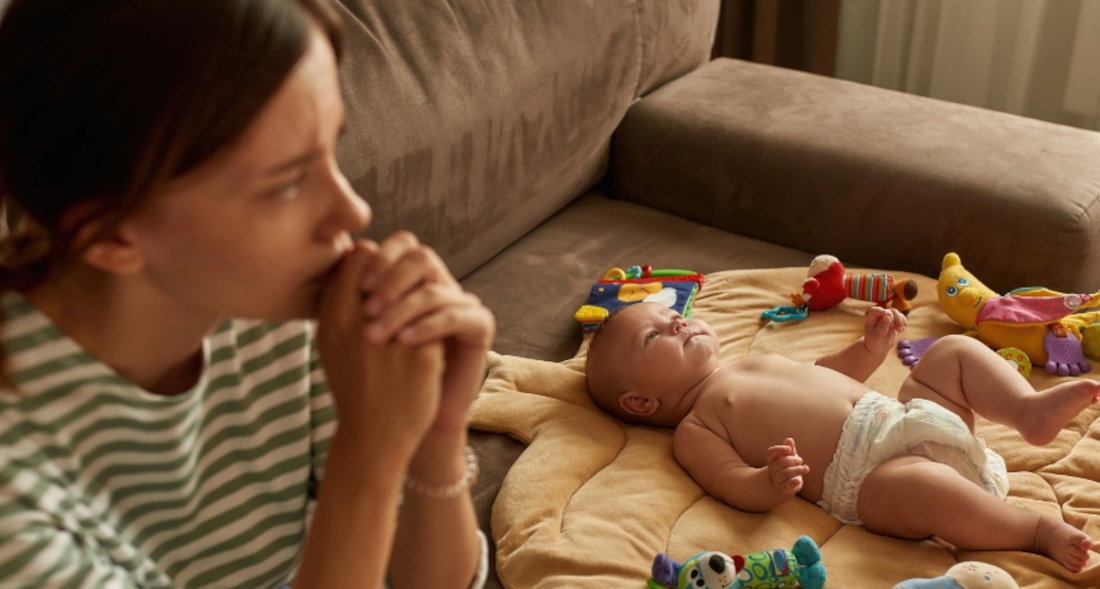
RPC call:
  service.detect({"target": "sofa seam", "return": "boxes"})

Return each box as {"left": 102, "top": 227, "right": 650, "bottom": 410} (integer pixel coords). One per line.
{"left": 630, "top": 0, "right": 645, "bottom": 100}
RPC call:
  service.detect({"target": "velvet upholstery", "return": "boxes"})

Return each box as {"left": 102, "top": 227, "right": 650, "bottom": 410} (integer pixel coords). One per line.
{"left": 613, "top": 58, "right": 1100, "bottom": 294}
{"left": 334, "top": 0, "right": 720, "bottom": 279}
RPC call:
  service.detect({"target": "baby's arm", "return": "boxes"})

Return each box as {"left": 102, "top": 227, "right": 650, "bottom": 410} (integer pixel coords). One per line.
{"left": 674, "top": 421, "right": 807, "bottom": 513}
{"left": 816, "top": 306, "right": 906, "bottom": 382}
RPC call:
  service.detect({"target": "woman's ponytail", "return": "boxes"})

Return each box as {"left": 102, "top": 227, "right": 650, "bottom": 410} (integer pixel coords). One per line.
{"left": 0, "top": 195, "right": 51, "bottom": 293}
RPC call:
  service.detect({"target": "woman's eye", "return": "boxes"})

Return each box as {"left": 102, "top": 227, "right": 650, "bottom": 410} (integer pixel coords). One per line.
{"left": 272, "top": 173, "right": 305, "bottom": 199}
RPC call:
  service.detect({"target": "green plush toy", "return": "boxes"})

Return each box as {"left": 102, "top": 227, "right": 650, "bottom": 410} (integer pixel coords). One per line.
{"left": 647, "top": 535, "right": 826, "bottom": 589}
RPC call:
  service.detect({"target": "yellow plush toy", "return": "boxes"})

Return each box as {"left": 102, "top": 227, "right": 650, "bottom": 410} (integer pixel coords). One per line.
{"left": 898, "top": 253, "right": 1100, "bottom": 377}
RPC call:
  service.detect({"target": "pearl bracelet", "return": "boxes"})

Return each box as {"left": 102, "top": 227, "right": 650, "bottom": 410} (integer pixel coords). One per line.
{"left": 403, "top": 445, "right": 480, "bottom": 499}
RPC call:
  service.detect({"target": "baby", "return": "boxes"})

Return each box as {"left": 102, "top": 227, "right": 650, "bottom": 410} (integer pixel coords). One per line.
{"left": 585, "top": 301, "right": 1098, "bottom": 572}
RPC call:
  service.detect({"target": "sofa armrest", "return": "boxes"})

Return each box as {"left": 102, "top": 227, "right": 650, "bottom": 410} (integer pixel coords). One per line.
{"left": 611, "top": 58, "right": 1100, "bottom": 293}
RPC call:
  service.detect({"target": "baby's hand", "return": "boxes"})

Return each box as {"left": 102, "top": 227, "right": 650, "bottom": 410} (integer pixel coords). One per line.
{"left": 863, "top": 306, "right": 907, "bottom": 356}
{"left": 765, "top": 438, "right": 808, "bottom": 496}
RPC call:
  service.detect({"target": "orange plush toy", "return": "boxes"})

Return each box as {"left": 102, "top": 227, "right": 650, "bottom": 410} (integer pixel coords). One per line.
{"left": 792, "top": 255, "right": 918, "bottom": 314}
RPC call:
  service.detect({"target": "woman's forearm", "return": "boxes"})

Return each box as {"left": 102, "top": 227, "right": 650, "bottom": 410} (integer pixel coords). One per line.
{"left": 389, "top": 429, "right": 481, "bottom": 589}
{"left": 293, "top": 429, "right": 412, "bottom": 589}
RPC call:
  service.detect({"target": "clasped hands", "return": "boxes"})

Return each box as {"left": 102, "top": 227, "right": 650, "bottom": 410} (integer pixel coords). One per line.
{"left": 316, "top": 232, "right": 495, "bottom": 452}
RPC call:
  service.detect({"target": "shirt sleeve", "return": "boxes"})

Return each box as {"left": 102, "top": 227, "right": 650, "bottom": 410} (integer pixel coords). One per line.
{"left": 0, "top": 517, "right": 141, "bottom": 589}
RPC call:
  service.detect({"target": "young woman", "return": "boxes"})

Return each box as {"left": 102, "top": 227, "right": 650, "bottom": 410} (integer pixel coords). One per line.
{"left": 0, "top": 0, "right": 491, "bottom": 587}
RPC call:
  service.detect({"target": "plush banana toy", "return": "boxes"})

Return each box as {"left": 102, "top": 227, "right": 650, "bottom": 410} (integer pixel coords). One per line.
{"left": 899, "top": 252, "right": 1100, "bottom": 377}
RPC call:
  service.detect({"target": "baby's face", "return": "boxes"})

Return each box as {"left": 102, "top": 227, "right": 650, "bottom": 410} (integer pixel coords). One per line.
{"left": 600, "top": 302, "right": 720, "bottom": 403}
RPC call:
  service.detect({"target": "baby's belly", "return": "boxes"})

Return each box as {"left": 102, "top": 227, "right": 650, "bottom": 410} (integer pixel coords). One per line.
{"left": 727, "top": 394, "right": 860, "bottom": 504}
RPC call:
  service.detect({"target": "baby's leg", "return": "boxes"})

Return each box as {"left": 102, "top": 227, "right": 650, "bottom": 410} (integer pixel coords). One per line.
{"left": 897, "top": 335, "right": 1099, "bottom": 444}
{"left": 858, "top": 455, "right": 1092, "bottom": 572}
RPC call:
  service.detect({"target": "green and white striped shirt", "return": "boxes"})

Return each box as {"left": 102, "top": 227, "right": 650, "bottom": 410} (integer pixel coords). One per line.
{"left": 0, "top": 293, "right": 488, "bottom": 588}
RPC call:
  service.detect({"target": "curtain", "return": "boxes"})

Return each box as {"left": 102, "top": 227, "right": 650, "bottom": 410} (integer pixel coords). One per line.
{"left": 712, "top": 0, "right": 843, "bottom": 76}
{"left": 835, "top": 0, "right": 1100, "bottom": 131}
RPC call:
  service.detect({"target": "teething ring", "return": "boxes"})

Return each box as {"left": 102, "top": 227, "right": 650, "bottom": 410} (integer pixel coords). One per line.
{"left": 761, "top": 305, "right": 809, "bottom": 322}
{"left": 603, "top": 267, "right": 627, "bottom": 281}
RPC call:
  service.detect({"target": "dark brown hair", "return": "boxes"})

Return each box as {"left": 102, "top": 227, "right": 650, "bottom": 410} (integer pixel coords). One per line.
{"left": 0, "top": 0, "right": 344, "bottom": 380}
{"left": 0, "top": 0, "right": 343, "bottom": 291}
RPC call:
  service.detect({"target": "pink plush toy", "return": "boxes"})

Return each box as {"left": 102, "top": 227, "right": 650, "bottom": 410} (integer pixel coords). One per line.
{"left": 792, "top": 255, "right": 919, "bottom": 314}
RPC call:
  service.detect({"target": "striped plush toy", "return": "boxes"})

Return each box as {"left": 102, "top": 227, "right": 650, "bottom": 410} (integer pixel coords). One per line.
{"left": 791, "top": 254, "right": 919, "bottom": 314}
{"left": 646, "top": 536, "right": 826, "bottom": 589}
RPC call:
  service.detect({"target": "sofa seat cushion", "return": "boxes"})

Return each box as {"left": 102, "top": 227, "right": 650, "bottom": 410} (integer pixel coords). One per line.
{"left": 460, "top": 192, "right": 813, "bottom": 363}
{"left": 469, "top": 267, "right": 1100, "bottom": 589}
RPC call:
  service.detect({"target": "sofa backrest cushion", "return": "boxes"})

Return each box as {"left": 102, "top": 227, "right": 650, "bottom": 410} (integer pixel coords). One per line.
{"left": 332, "top": 0, "right": 719, "bottom": 277}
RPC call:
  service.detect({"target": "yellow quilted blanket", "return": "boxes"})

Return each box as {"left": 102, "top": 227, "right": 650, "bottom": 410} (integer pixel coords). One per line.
{"left": 470, "top": 268, "right": 1100, "bottom": 589}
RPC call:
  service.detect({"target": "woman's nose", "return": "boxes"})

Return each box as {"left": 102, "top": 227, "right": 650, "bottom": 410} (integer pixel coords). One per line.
{"left": 333, "top": 174, "right": 371, "bottom": 233}
{"left": 319, "top": 163, "right": 371, "bottom": 238}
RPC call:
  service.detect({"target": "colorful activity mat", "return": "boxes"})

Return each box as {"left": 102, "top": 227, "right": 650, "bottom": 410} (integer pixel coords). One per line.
{"left": 470, "top": 267, "right": 1100, "bottom": 589}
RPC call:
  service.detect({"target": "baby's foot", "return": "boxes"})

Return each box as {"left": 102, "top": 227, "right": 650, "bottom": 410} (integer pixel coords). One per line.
{"left": 1034, "top": 515, "right": 1092, "bottom": 573}
{"left": 1019, "top": 380, "right": 1099, "bottom": 445}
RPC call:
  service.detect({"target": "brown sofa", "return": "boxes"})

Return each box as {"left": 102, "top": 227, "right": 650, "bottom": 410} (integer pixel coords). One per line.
{"left": 330, "top": 1, "right": 1100, "bottom": 586}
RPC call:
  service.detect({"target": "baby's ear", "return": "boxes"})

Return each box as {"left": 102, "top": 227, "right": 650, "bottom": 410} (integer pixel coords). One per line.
{"left": 619, "top": 391, "right": 658, "bottom": 416}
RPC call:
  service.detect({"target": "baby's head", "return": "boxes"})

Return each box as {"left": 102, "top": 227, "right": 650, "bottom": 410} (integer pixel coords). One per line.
{"left": 585, "top": 302, "right": 721, "bottom": 427}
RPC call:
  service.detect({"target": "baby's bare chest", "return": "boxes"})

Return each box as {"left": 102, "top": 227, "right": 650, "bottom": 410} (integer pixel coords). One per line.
{"left": 692, "top": 360, "right": 866, "bottom": 467}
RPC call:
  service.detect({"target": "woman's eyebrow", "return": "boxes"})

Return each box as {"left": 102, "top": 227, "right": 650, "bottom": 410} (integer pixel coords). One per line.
{"left": 264, "top": 118, "right": 346, "bottom": 176}
{"left": 264, "top": 147, "right": 321, "bottom": 175}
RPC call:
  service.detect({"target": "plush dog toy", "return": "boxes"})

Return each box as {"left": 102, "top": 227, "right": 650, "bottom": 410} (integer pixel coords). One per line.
{"left": 898, "top": 252, "right": 1100, "bottom": 377}
{"left": 792, "top": 254, "right": 918, "bottom": 314}
{"left": 892, "top": 561, "right": 1019, "bottom": 589}
{"left": 647, "top": 535, "right": 826, "bottom": 589}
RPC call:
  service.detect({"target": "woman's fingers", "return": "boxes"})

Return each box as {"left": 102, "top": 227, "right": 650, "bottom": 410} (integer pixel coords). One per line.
{"left": 319, "top": 241, "right": 375, "bottom": 329}
{"left": 359, "top": 230, "right": 420, "bottom": 292}
{"left": 363, "top": 283, "right": 493, "bottom": 346}
{"left": 359, "top": 232, "right": 458, "bottom": 316}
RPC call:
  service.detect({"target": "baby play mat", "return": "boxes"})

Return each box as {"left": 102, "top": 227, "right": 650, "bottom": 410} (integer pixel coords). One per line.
{"left": 470, "top": 268, "right": 1100, "bottom": 589}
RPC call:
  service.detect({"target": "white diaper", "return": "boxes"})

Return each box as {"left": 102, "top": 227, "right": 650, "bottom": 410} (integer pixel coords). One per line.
{"left": 817, "top": 391, "right": 1009, "bottom": 525}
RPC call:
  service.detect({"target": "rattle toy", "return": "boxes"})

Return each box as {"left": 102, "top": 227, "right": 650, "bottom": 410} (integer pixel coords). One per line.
{"left": 763, "top": 254, "right": 917, "bottom": 322}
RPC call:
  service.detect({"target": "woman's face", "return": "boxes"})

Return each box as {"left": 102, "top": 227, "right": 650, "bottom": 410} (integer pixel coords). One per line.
{"left": 119, "top": 25, "right": 369, "bottom": 320}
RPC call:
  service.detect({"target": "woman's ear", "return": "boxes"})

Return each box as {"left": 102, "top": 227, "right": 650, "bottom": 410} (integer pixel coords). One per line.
{"left": 67, "top": 207, "right": 145, "bottom": 276}
{"left": 619, "top": 391, "right": 659, "bottom": 416}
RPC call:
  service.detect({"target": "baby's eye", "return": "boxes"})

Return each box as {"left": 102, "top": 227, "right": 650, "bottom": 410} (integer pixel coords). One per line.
{"left": 645, "top": 331, "right": 659, "bottom": 343}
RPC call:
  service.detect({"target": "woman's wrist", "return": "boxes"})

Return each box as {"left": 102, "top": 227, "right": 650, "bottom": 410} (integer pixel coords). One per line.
{"left": 406, "top": 429, "right": 470, "bottom": 489}
{"left": 404, "top": 445, "right": 479, "bottom": 499}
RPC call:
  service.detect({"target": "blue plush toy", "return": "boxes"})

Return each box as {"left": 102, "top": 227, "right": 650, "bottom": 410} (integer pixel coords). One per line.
{"left": 647, "top": 535, "right": 826, "bottom": 589}
{"left": 892, "top": 562, "right": 1019, "bottom": 589}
